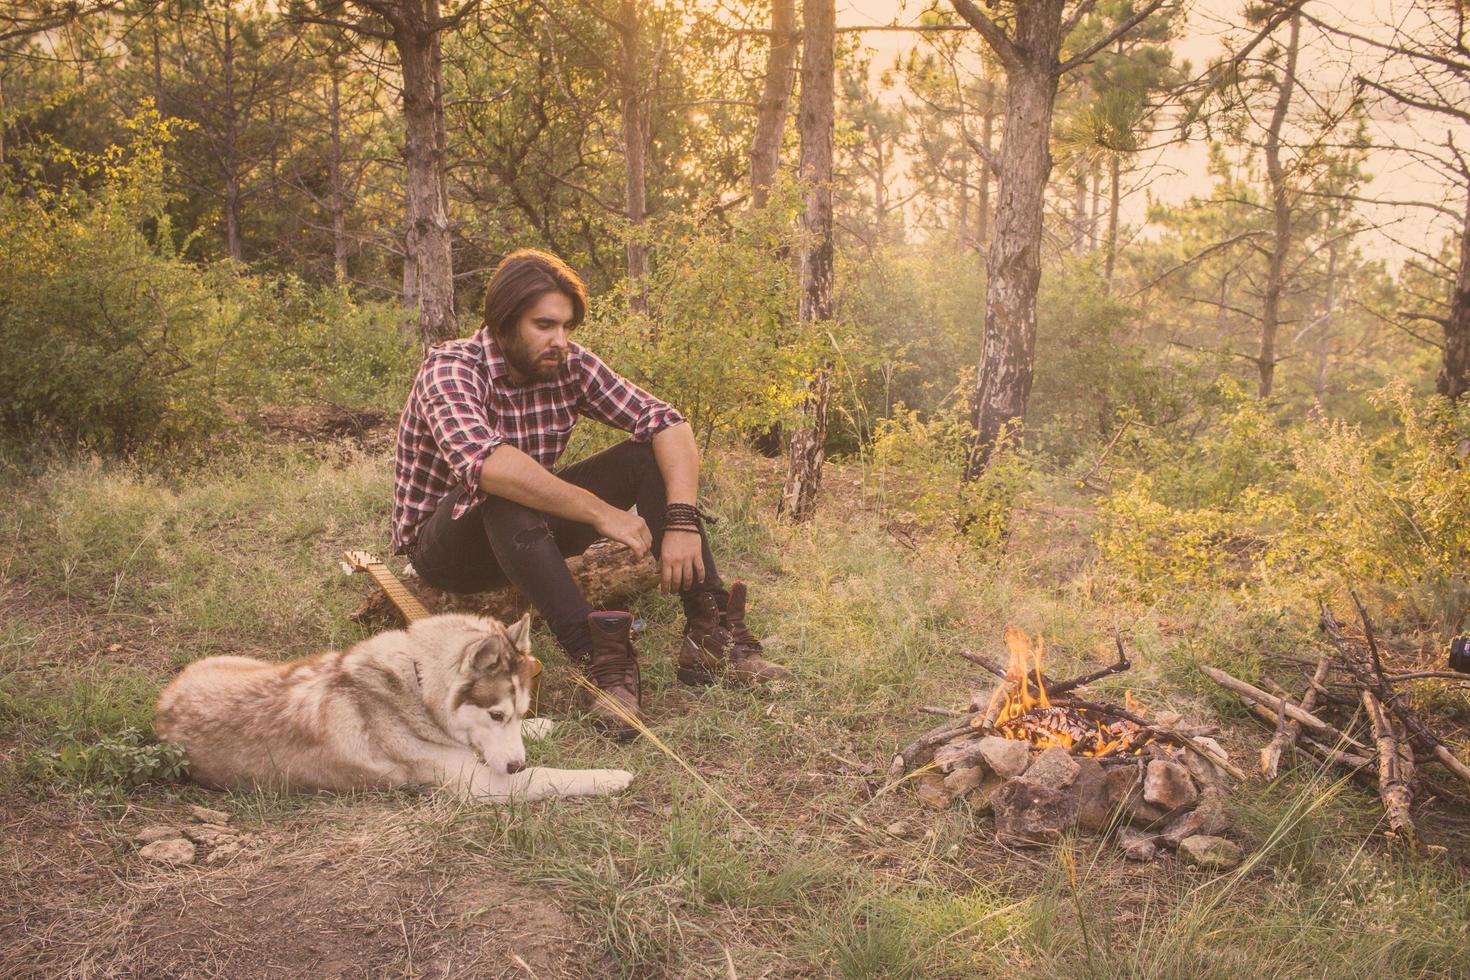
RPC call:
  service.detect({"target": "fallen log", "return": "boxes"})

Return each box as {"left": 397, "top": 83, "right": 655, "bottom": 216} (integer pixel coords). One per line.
{"left": 350, "top": 540, "right": 658, "bottom": 626}
{"left": 1362, "top": 689, "right": 1416, "bottom": 842}
{"left": 889, "top": 715, "right": 973, "bottom": 779}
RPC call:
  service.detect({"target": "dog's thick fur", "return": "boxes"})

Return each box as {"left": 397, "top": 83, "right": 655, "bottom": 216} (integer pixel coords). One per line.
{"left": 154, "top": 613, "right": 632, "bottom": 801}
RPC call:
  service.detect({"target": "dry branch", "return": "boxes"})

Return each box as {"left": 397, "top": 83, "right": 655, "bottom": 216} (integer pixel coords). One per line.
{"left": 1201, "top": 665, "right": 1370, "bottom": 753}
{"left": 1261, "top": 651, "right": 1332, "bottom": 779}
{"left": 1362, "top": 689, "right": 1416, "bottom": 842}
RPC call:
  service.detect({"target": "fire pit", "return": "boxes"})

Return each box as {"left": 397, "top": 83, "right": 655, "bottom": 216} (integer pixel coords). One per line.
{"left": 891, "top": 628, "right": 1241, "bottom": 866}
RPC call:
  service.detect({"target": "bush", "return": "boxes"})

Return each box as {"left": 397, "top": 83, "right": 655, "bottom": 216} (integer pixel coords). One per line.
{"left": 1097, "top": 379, "right": 1470, "bottom": 626}
{"left": 0, "top": 108, "right": 416, "bottom": 451}
{"left": 579, "top": 181, "right": 832, "bottom": 444}
{"left": 868, "top": 376, "right": 1033, "bottom": 551}
{"left": 32, "top": 726, "right": 186, "bottom": 794}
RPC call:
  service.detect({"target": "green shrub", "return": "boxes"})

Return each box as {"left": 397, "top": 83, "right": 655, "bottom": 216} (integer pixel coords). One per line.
{"left": 31, "top": 726, "right": 186, "bottom": 794}
{"left": 0, "top": 108, "right": 416, "bottom": 451}
{"left": 580, "top": 182, "right": 832, "bottom": 444}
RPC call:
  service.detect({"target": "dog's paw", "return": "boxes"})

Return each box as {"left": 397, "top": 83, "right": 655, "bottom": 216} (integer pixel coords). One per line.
{"left": 521, "top": 717, "right": 555, "bottom": 740}
{"left": 587, "top": 768, "right": 634, "bottom": 795}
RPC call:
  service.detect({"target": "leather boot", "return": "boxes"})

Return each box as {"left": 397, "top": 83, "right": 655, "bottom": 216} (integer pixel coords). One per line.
{"left": 578, "top": 611, "right": 643, "bottom": 740}
{"left": 721, "top": 581, "right": 791, "bottom": 684}
{"left": 677, "top": 584, "right": 791, "bottom": 687}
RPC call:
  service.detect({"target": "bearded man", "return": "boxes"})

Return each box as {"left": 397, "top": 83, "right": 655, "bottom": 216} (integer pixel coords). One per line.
{"left": 391, "top": 248, "right": 789, "bottom": 739}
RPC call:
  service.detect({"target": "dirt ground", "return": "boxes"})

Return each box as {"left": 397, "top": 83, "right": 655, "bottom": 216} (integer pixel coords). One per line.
{"left": 0, "top": 796, "right": 599, "bottom": 979}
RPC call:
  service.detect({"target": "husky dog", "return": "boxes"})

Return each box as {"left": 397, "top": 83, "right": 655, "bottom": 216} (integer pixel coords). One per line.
{"left": 154, "top": 613, "right": 633, "bottom": 801}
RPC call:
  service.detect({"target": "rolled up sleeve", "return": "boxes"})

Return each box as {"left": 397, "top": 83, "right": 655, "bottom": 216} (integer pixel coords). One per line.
{"left": 416, "top": 355, "right": 505, "bottom": 495}
{"left": 574, "top": 347, "right": 686, "bottom": 442}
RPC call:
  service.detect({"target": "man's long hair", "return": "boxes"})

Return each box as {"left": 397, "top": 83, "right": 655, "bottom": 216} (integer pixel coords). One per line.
{"left": 482, "top": 249, "right": 588, "bottom": 340}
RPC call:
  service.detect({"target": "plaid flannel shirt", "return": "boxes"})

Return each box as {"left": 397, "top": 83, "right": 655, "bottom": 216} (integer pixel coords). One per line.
{"left": 391, "top": 328, "right": 686, "bottom": 555}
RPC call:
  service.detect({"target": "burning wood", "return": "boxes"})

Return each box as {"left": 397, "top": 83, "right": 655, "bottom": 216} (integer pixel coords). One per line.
{"left": 889, "top": 628, "right": 1241, "bottom": 861}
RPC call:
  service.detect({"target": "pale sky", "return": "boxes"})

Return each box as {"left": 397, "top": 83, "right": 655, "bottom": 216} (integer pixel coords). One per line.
{"left": 833, "top": 0, "right": 1461, "bottom": 270}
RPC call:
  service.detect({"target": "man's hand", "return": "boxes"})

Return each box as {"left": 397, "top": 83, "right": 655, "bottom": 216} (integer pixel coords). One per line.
{"left": 594, "top": 506, "right": 653, "bottom": 560}
{"left": 659, "top": 529, "right": 705, "bottom": 594}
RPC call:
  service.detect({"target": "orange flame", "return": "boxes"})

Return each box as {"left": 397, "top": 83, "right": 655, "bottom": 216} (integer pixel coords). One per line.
{"left": 989, "top": 628, "right": 1150, "bottom": 758}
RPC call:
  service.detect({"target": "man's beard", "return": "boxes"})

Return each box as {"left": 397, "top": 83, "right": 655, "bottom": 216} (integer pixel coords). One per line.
{"left": 501, "top": 333, "right": 564, "bottom": 383}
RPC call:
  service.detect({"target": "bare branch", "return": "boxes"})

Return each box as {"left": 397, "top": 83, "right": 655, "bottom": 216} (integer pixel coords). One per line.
{"left": 948, "top": 0, "right": 1022, "bottom": 71}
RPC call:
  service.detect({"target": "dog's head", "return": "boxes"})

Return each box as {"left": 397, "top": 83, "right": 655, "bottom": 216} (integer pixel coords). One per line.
{"left": 407, "top": 612, "right": 535, "bottom": 776}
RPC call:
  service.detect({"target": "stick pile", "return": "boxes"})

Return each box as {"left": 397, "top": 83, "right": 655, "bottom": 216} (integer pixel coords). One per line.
{"left": 1202, "top": 595, "right": 1470, "bottom": 845}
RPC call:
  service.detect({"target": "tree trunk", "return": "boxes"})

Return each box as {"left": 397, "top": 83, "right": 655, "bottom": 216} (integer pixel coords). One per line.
{"left": 958, "top": 149, "right": 970, "bottom": 248}
{"left": 397, "top": 1, "right": 457, "bottom": 347}
{"left": 749, "top": 0, "right": 797, "bottom": 210}
{"left": 1439, "top": 176, "right": 1470, "bottom": 400}
{"left": 781, "top": 0, "right": 835, "bottom": 521}
{"left": 1071, "top": 166, "right": 1088, "bottom": 254}
{"left": 1259, "top": 12, "right": 1300, "bottom": 399}
{"left": 977, "top": 106, "right": 993, "bottom": 250}
{"left": 328, "top": 70, "right": 349, "bottom": 285}
{"left": 1104, "top": 152, "right": 1120, "bottom": 286}
{"left": 222, "top": 15, "right": 244, "bottom": 262}
{"left": 1314, "top": 241, "right": 1338, "bottom": 406}
{"left": 962, "top": 0, "right": 1064, "bottom": 479}
{"left": 619, "top": 0, "right": 649, "bottom": 313}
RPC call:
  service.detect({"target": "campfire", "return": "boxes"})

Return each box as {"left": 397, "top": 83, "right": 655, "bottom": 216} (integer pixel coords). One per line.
{"left": 891, "top": 628, "right": 1243, "bottom": 866}
{"left": 984, "top": 629, "right": 1152, "bottom": 758}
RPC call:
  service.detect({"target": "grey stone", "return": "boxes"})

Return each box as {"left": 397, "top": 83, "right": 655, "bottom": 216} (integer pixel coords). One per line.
{"left": 884, "top": 820, "right": 915, "bottom": 838}
{"left": 133, "top": 824, "right": 184, "bottom": 845}
{"left": 1144, "top": 759, "right": 1198, "bottom": 810}
{"left": 188, "top": 805, "right": 231, "bottom": 825}
{"left": 204, "top": 841, "right": 243, "bottom": 865}
{"left": 1072, "top": 758, "right": 1116, "bottom": 833}
{"left": 139, "top": 838, "right": 196, "bottom": 867}
{"left": 181, "top": 824, "right": 238, "bottom": 846}
{"left": 1178, "top": 834, "right": 1243, "bottom": 870}
{"left": 1161, "top": 787, "right": 1232, "bottom": 848}
{"left": 1182, "top": 737, "right": 1229, "bottom": 786}
{"left": 943, "top": 765, "right": 986, "bottom": 796}
{"left": 933, "top": 736, "right": 990, "bottom": 773}
{"left": 976, "top": 736, "right": 1032, "bottom": 778}
{"left": 991, "top": 777, "right": 1079, "bottom": 847}
{"left": 1119, "top": 827, "right": 1159, "bottom": 861}
{"left": 1105, "top": 763, "right": 1171, "bottom": 828}
{"left": 915, "top": 773, "right": 953, "bottom": 810}
{"left": 1022, "top": 747, "right": 1081, "bottom": 789}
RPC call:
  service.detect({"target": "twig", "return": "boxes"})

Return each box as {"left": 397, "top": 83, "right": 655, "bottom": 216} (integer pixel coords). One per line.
{"left": 889, "top": 716, "right": 973, "bottom": 778}
{"left": 1262, "top": 651, "right": 1331, "bottom": 779}
{"left": 919, "top": 705, "right": 965, "bottom": 717}
{"left": 1201, "top": 665, "right": 1371, "bottom": 753}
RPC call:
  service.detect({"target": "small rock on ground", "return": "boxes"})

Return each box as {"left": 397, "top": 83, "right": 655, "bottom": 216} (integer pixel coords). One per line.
{"left": 915, "top": 773, "right": 953, "bottom": 809}
{"left": 133, "top": 824, "right": 184, "bottom": 845}
{"left": 1178, "top": 834, "right": 1243, "bottom": 870}
{"left": 1119, "top": 828, "right": 1159, "bottom": 862}
{"left": 182, "top": 824, "right": 239, "bottom": 846}
{"left": 139, "top": 838, "right": 196, "bottom": 867}
{"left": 188, "top": 805, "right": 232, "bottom": 825}
{"left": 205, "top": 841, "right": 244, "bottom": 865}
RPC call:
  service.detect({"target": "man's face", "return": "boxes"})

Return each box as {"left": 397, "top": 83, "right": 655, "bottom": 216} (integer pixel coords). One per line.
{"left": 501, "top": 291, "right": 575, "bottom": 384}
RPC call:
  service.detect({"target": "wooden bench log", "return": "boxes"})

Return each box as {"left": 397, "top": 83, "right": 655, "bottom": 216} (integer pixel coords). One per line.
{"left": 349, "top": 540, "right": 660, "bottom": 628}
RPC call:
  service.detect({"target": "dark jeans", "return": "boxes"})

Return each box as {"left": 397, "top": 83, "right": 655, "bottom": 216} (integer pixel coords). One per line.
{"left": 409, "top": 439, "right": 723, "bottom": 660}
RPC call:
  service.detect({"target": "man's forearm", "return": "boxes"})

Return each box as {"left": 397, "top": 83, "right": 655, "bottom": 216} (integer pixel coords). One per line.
{"left": 477, "top": 444, "right": 608, "bottom": 524}
{"left": 652, "top": 422, "right": 699, "bottom": 506}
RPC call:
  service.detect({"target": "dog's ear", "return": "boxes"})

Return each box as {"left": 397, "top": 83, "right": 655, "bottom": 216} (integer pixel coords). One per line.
{"left": 504, "top": 613, "right": 533, "bottom": 656}
{"left": 462, "top": 635, "right": 505, "bottom": 675}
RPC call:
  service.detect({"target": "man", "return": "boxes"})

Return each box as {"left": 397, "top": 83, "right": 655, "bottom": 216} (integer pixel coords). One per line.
{"left": 392, "top": 248, "right": 789, "bottom": 739}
